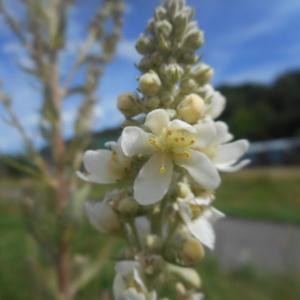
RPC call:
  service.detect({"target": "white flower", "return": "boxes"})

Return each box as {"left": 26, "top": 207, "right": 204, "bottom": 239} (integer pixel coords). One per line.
{"left": 84, "top": 190, "right": 121, "bottom": 233}
{"left": 120, "top": 109, "right": 221, "bottom": 205}
{"left": 177, "top": 194, "right": 224, "bottom": 250}
{"left": 203, "top": 84, "right": 226, "bottom": 119}
{"left": 77, "top": 139, "right": 130, "bottom": 184}
{"left": 113, "top": 261, "right": 157, "bottom": 300}
{"left": 195, "top": 120, "right": 250, "bottom": 172}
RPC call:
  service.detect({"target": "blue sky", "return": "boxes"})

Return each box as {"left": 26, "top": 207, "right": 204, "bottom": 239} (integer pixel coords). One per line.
{"left": 1, "top": 0, "right": 300, "bottom": 153}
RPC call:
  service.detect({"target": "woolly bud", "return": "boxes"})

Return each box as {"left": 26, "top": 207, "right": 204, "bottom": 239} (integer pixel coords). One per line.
{"left": 136, "top": 34, "right": 153, "bottom": 54}
{"left": 160, "top": 63, "right": 184, "bottom": 84}
{"left": 144, "top": 96, "right": 160, "bottom": 110}
{"left": 139, "top": 71, "right": 162, "bottom": 96}
{"left": 177, "top": 93, "right": 205, "bottom": 123}
{"left": 184, "top": 30, "right": 204, "bottom": 49}
{"left": 192, "top": 63, "right": 214, "bottom": 85}
{"left": 117, "top": 93, "right": 140, "bottom": 117}
{"left": 180, "top": 78, "right": 198, "bottom": 93}
{"left": 155, "top": 20, "right": 173, "bottom": 37}
{"left": 155, "top": 6, "right": 167, "bottom": 20}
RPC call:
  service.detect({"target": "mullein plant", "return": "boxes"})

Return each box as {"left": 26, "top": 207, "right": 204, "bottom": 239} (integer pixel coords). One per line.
{"left": 79, "top": 0, "right": 250, "bottom": 299}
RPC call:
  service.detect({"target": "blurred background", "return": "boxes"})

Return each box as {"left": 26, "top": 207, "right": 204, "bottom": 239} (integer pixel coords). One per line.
{"left": 0, "top": 0, "right": 300, "bottom": 299}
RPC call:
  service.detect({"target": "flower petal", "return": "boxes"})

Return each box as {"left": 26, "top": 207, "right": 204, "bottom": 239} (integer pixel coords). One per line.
{"left": 134, "top": 153, "right": 173, "bottom": 205}
{"left": 121, "top": 126, "right": 153, "bottom": 157}
{"left": 215, "top": 121, "right": 233, "bottom": 144}
{"left": 193, "top": 121, "right": 216, "bottom": 148}
{"left": 80, "top": 149, "right": 120, "bottom": 183}
{"left": 203, "top": 207, "right": 225, "bottom": 224}
{"left": 145, "top": 109, "right": 169, "bottom": 135}
{"left": 207, "top": 90, "right": 226, "bottom": 119}
{"left": 176, "top": 150, "right": 220, "bottom": 189}
{"left": 169, "top": 119, "right": 196, "bottom": 133}
{"left": 187, "top": 217, "right": 216, "bottom": 249}
{"left": 215, "top": 139, "right": 249, "bottom": 165}
{"left": 217, "top": 159, "right": 250, "bottom": 172}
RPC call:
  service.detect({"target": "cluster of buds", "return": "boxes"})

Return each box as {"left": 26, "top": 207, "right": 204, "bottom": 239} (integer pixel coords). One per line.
{"left": 78, "top": 0, "right": 249, "bottom": 298}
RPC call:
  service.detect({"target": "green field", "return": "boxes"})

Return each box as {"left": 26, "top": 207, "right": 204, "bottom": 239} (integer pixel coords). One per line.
{"left": 215, "top": 167, "right": 300, "bottom": 224}
{"left": 0, "top": 201, "right": 299, "bottom": 300}
{"left": 0, "top": 167, "right": 300, "bottom": 299}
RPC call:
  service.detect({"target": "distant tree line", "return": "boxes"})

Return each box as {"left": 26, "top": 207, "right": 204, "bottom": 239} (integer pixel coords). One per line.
{"left": 219, "top": 70, "right": 300, "bottom": 141}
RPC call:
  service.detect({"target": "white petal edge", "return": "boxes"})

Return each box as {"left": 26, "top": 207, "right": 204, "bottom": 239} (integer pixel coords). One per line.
{"left": 215, "top": 139, "right": 249, "bottom": 165}
{"left": 217, "top": 159, "right": 251, "bottom": 172}
{"left": 134, "top": 153, "right": 173, "bottom": 205}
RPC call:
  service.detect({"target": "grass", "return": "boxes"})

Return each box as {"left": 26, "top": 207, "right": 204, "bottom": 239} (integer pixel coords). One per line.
{"left": 1, "top": 167, "right": 300, "bottom": 299}
{"left": 215, "top": 167, "right": 300, "bottom": 224}
{"left": 1, "top": 191, "right": 300, "bottom": 299}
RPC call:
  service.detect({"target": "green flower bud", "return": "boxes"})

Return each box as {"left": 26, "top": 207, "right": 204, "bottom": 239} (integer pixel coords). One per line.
{"left": 177, "top": 93, "right": 205, "bottom": 123}
{"left": 184, "top": 30, "right": 204, "bottom": 49}
{"left": 182, "top": 51, "right": 199, "bottom": 64}
{"left": 135, "top": 34, "right": 153, "bottom": 54}
{"left": 117, "top": 93, "right": 140, "bottom": 117}
{"left": 192, "top": 63, "right": 214, "bottom": 85}
{"left": 155, "top": 6, "right": 167, "bottom": 20}
{"left": 117, "top": 196, "right": 139, "bottom": 217}
{"left": 181, "top": 238, "right": 205, "bottom": 265}
{"left": 155, "top": 20, "right": 173, "bottom": 37}
{"left": 180, "top": 78, "right": 198, "bottom": 93}
{"left": 139, "top": 71, "right": 162, "bottom": 96}
{"left": 144, "top": 96, "right": 160, "bottom": 110}
{"left": 160, "top": 63, "right": 184, "bottom": 84}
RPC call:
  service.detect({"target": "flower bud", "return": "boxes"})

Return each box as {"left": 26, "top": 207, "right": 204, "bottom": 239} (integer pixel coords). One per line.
{"left": 160, "top": 63, "right": 184, "bottom": 84}
{"left": 117, "top": 93, "right": 140, "bottom": 117}
{"left": 135, "top": 34, "right": 153, "bottom": 54}
{"left": 177, "top": 93, "right": 205, "bottom": 123}
{"left": 192, "top": 63, "right": 214, "bottom": 85}
{"left": 180, "top": 78, "right": 198, "bottom": 93}
{"left": 155, "top": 6, "right": 167, "bottom": 20}
{"left": 181, "top": 238, "right": 205, "bottom": 265}
{"left": 184, "top": 30, "right": 204, "bottom": 49}
{"left": 144, "top": 96, "right": 160, "bottom": 110}
{"left": 85, "top": 201, "right": 120, "bottom": 234}
{"left": 117, "top": 196, "right": 139, "bottom": 217}
{"left": 156, "top": 20, "right": 173, "bottom": 37}
{"left": 139, "top": 71, "right": 162, "bottom": 96}
{"left": 168, "top": 265, "right": 202, "bottom": 289}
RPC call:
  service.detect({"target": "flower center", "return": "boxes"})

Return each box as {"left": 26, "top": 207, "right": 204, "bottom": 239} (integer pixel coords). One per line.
{"left": 149, "top": 128, "right": 195, "bottom": 156}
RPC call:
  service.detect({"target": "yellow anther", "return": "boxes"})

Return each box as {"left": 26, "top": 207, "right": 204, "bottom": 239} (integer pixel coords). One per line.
{"left": 148, "top": 138, "right": 156, "bottom": 144}
{"left": 174, "top": 151, "right": 191, "bottom": 159}
{"left": 160, "top": 167, "right": 167, "bottom": 174}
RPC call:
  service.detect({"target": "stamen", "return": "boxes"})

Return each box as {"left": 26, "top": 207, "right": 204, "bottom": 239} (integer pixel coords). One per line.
{"left": 160, "top": 154, "right": 167, "bottom": 174}
{"left": 174, "top": 151, "right": 191, "bottom": 159}
{"left": 160, "top": 167, "right": 167, "bottom": 174}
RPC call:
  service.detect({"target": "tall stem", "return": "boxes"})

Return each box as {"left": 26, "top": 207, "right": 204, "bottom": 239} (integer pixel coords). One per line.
{"left": 49, "top": 55, "right": 72, "bottom": 300}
